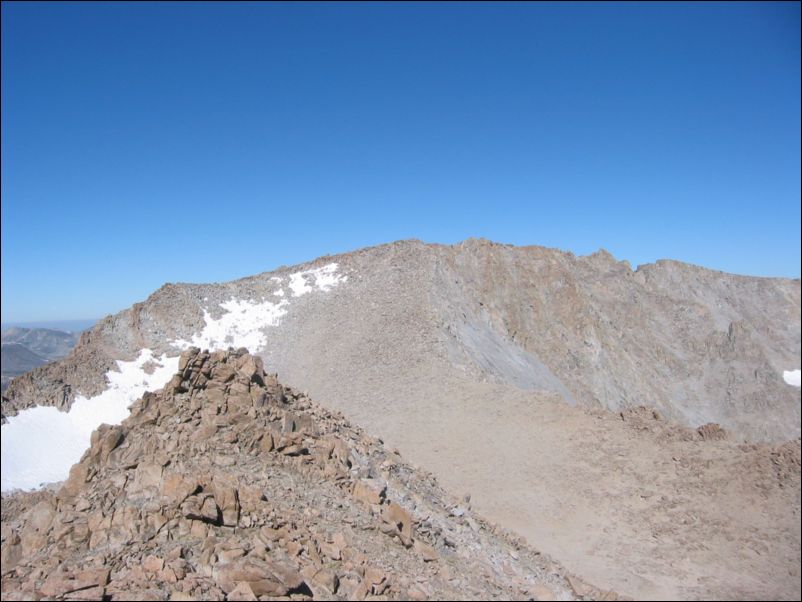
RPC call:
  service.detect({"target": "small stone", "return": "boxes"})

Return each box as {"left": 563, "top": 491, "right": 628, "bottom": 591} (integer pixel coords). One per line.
{"left": 227, "top": 581, "right": 258, "bottom": 601}
{"left": 259, "top": 432, "right": 275, "bottom": 453}
{"left": 413, "top": 540, "right": 438, "bottom": 562}
{"left": 528, "top": 584, "right": 556, "bottom": 601}
{"left": 218, "top": 548, "right": 247, "bottom": 563}
{"left": 352, "top": 479, "right": 386, "bottom": 506}
{"left": 319, "top": 540, "right": 341, "bottom": 561}
{"left": 309, "top": 569, "right": 338, "bottom": 595}
{"left": 280, "top": 444, "right": 308, "bottom": 456}
{"left": 381, "top": 503, "right": 413, "bottom": 547}
{"left": 567, "top": 574, "right": 594, "bottom": 597}
{"left": 364, "top": 566, "right": 386, "bottom": 585}
{"left": 143, "top": 555, "right": 165, "bottom": 572}
{"left": 286, "top": 540, "right": 303, "bottom": 557}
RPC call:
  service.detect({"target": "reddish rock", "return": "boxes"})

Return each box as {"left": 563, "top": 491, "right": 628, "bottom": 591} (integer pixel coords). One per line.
{"left": 381, "top": 503, "right": 414, "bottom": 547}
{"left": 353, "top": 479, "right": 386, "bottom": 506}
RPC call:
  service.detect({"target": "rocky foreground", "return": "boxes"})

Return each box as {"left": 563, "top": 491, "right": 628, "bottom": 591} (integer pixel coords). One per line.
{"left": 1, "top": 348, "right": 603, "bottom": 601}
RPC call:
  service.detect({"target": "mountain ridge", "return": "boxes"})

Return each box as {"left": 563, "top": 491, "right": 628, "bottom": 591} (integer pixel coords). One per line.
{"left": 2, "top": 238, "right": 800, "bottom": 600}
{"left": 3, "top": 238, "right": 799, "bottom": 437}
{"left": 139, "top": 238, "right": 802, "bottom": 290}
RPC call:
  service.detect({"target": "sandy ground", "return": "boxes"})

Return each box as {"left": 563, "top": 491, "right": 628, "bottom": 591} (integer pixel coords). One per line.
{"left": 329, "top": 373, "right": 800, "bottom": 601}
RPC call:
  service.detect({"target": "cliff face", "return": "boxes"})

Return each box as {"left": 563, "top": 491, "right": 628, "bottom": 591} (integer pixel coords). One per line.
{"left": 434, "top": 240, "right": 801, "bottom": 440}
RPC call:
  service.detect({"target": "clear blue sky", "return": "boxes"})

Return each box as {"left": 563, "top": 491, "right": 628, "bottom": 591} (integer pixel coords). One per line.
{"left": 2, "top": 2, "right": 800, "bottom": 322}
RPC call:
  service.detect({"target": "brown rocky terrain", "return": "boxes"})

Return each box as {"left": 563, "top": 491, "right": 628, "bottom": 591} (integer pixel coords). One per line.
{"left": 1, "top": 348, "right": 592, "bottom": 601}
{"left": 2, "top": 239, "right": 800, "bottom": 600}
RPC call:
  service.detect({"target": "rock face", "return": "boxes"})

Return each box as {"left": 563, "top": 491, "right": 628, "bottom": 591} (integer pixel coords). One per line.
{"left": 0, "top": 348, "right": 582, "bottom": 601}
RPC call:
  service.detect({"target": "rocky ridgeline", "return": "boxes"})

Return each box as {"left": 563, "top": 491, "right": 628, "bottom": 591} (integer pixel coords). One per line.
{"left": 1, "top": 348, "right": 607, "bottom": 601}
{"left": 1, "top": 330, "right": 115, "bottom": 422}
{"left": 4, "top": 239, "right": 799, "bottom": 443}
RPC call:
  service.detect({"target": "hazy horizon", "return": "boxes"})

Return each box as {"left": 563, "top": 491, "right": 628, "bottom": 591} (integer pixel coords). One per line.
{"left": 1, "top": 318, "right": 98, "bottom": 333}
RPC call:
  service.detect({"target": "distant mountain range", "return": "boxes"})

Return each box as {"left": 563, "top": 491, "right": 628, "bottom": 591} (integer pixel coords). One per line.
{"left": 0, "top": 319, "right": 97, "bottom": 332}
{"left": 1, "top": 327, "right": 82, "bottom": 391}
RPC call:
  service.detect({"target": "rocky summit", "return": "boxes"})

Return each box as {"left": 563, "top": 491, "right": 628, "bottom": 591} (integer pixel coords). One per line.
{"left": 1, "top": 348, "right": 592, "bottom": 601}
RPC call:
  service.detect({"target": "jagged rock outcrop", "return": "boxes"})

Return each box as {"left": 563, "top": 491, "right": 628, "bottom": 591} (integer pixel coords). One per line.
{"left": 1, "top": 348, "right": 593, "bottom": 601}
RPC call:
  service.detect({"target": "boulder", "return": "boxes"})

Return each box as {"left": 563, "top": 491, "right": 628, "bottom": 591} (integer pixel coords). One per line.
{"left": 381, "top": 503, "right": 414, "bottom": 547}
{"left": 414, "top": 539, "right": 438, "bottom": 562}
{"left": 213, "top": 557, "right": 305, "bottom": 597}
{"left": 161, "top": 472, "right": 198, "bottom": 506}
{"left": 353, "top": 479, "right": 386, "bottom": 506}
{"left": 212, "top": 477, "right": 240, "bottom": 527}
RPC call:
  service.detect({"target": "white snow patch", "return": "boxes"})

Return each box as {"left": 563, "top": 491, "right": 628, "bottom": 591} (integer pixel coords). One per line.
{"left": 173, "top": 298, "right": 289, "bottom": 352}
{"left": 783, "top": 369, "right": 801, "bottom": 387}
{"left": 173, "top": 263, "right": 346, "bottom": 352}
{"left": 289, "top": 263, "right": 346, "bottom": 297}
{"left": 1, "top": 350, "right": 179, "bottom": 492}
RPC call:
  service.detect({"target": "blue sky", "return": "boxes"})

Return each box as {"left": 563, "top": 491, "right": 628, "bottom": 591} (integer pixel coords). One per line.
{"left": 2, "top": 2, "right": 800, "bottom": 322}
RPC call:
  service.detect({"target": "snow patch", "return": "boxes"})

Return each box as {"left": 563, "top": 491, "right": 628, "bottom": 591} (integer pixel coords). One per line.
{"left": 289, "top": 263, "right": 347, "bottom": 297}
{"left": 173, "top": 298, "right": 289, "bottom": 352}
{"left": 1, "top": 350, "right": 179, "bottom": 492}
{"left": 0, "top": 265, "right": 349, "bottom": 493}
{"left": 783, "top": 369, "right": 801, "bottom": 387}
{"left": 174, "top": 264, "right": 346, "bottom": 352}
